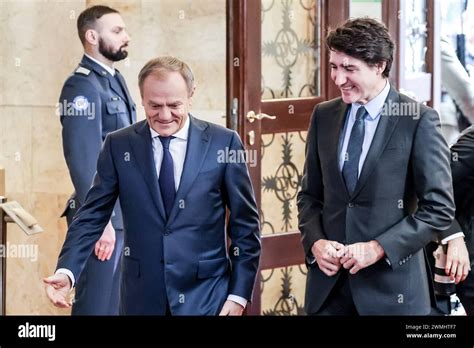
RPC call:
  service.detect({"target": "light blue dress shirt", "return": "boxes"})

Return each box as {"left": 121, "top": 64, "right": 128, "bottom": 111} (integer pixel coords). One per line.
{"left": 339, "top": 81, "right": 391, "bottom": 174}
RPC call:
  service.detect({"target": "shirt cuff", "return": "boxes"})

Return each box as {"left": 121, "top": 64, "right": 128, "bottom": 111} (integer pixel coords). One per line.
{"left": 227, "top": 294, "right": 247, "bottom": 308}
{"left": 55, "top": 268, "right": 75, "bottom": 288}
{"left": 441, "top": 232, "right": 465, "bottom": 245}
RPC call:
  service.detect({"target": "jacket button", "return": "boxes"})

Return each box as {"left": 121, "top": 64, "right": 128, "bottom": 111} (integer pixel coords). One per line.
{"left": 348, "top": 202, "right": 354, "bottom": 208}
{"left": 164, "top": 229, "right": 171, "bottom": 236}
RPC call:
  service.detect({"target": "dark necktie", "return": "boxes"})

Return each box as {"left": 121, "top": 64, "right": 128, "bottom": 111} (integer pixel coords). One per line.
{"left": 158, "top": 136, "right": 176, "bottom": 218}
{"left": 342, "top": 106, "right": 367, "bottom": 195}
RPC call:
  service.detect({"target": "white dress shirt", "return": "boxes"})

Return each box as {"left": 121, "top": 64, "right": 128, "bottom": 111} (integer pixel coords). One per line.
{"left": 149, "top": 117, "right": 189, "bottom": 190}
{"left": 84, "top": 53, "right": 116, "bottom": 76}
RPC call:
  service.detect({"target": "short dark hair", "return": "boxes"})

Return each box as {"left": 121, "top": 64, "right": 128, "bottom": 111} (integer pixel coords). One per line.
{"left": 326, "top": 17, "right": 394, "bottom": 78}
{"left": 77, "top": 5, "right": 119, "bottom": 45}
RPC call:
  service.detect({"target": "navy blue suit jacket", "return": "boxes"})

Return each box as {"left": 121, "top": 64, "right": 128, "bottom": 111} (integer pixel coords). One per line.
{"left": 57, "top": 116, "right": 261, "bottom": 315}
{"left": 59, "top": 55, "right": 136, "bottom": 229}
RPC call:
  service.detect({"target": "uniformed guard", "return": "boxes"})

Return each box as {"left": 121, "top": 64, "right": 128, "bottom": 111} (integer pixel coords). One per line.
{"left": 55, "top": 5, "right": 136, "bottom": 315}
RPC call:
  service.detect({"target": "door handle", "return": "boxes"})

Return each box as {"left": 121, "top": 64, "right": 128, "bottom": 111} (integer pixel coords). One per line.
{"left": 246, "top": 110, "right": 277, "bottom": 123}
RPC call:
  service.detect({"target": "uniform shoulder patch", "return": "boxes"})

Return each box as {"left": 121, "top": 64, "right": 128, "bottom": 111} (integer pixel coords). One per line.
{"left": 75, "top": 67, "right": 91, "bottom": 76}
{"left": 72, "top": 96, "right": 90, "bottom": 111}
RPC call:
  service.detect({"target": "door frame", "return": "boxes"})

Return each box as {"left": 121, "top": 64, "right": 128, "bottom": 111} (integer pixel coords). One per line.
{"left": 226, "top": 0, "right": 410, "bottom": 315}
{"left": 226, "top": 0, "right": 349, "bottom": 315}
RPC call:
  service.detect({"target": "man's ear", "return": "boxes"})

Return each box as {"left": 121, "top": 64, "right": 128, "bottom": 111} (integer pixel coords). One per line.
{"left": 189, "top": 85, "right": 196, "bottom": 98}
{"left": 377, "top": 61, "right": 387, "bottom": 75}
{"left": 85, "top": 29, "right": 99, "bottom": 46}
{"left": 188, "top": 86, "right": 196, "bottom": 107}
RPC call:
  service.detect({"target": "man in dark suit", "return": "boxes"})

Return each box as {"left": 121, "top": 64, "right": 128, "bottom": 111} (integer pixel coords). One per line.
{"left": 297, "top": 18, "right": 468, "bottom": 315}
{"left": 57, "top": 5, "right": 136, "bottom": 315}
{"left": 447, "top": 126, "right": 474, "bottom": 314}
{"left": 45, "top": 56, "right": 261, "bottom": 315}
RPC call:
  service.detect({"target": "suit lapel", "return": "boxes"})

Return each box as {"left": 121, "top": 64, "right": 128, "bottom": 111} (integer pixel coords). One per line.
{"left": 115, "top": 71, "right": 136, "bottom": 123}
{"left": 80, "top": 55, "right": 127, "bottom": 102}
{"left": 166, "top": 115, "right": 211, "bottom": 224}
{"left": 129, "top": 121, "right": 167, "bottom": 220}
{"left": 329, "top": 102, "right": 351, "bottom": 199}
{"left": 80, "top": 55, "right": 106, "bottom": 76}
{"left": 351, "top": 87, "right": 401, "bottom": 197}
{"left": 107, "top": 74, "right": 128, "bottom": 103}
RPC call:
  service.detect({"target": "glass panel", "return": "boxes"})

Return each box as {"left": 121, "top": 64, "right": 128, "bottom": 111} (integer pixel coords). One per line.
{"left": 349, "top": 0, "right": 382, "bottom": 21}
{"left": 261, "top": 0, "right": 321, "bottom": 99}
{"left": 261, "top": 131, "right": 307, "bottom": 235}
{"left": 404, "top": 0, "right": 428, "bottom": 73}
{"left": 261, "top": 265, "right": 307, "bottom": 315}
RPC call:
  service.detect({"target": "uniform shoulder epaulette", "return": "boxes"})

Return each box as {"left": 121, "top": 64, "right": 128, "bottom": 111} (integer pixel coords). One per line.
{"left": 75, "top": 66, "right": 91, "bottom": 76}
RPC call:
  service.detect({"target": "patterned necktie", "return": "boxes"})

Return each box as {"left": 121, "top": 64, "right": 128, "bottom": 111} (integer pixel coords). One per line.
{"left": 158, "top": 136, "right": 176, "bottom": 217}
{"left": 342, "top": 106, "right": 368, "bottom": 195}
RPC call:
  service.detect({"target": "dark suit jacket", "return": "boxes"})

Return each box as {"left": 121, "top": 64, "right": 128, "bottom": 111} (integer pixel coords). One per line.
{"left": 447, "top": 126, "right": 474, "bottom": 296}
{"left": 297, "top": 86, "right": 455, "bottom": 315}
{"left": 59, "top": 55, "right": 136, "bottom": 229}
{"left": 57, "top": 116, "right": 261, "bottom": 315}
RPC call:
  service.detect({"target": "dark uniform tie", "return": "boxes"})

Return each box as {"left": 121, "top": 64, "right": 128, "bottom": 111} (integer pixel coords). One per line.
{"left": 158, "top": 136, "right": 176, "bottom": 217}
{"left": 342, "top": 106, "right": 368, "bottom": 195}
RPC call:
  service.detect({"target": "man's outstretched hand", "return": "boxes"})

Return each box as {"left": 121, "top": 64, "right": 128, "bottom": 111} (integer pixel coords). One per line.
{"left": 43, "top": 273, "right": 72, "bottom": 308}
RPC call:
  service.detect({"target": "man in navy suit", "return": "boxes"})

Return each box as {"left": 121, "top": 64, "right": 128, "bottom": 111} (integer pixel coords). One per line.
{"left": 56, "top": 5, "right": 136, "bottom": 315}
{"left": 45, "top": 56, "right": 261, "bottom": 315}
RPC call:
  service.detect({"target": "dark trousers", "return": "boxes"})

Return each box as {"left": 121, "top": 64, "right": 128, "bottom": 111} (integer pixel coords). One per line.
{"left": 67, "top": 210, "right": 123, "bottom": 315}
{"left": 458, "top": 291, "right": 474, "bottom": 315}
{"left": 311, "top": 270, "right": 359, "bottom": 316}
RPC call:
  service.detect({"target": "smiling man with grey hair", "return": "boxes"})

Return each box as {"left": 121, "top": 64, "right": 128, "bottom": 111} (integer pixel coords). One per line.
{"left": 45, "top": 56, "right": 261, "bottom": 315}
